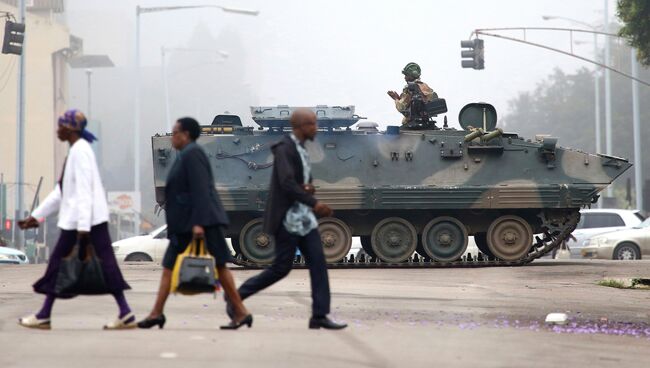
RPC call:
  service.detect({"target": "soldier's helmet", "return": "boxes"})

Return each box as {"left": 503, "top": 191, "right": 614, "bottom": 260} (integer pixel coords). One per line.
{"left": 402, "top": 62, "right": 421, "bottom": 79}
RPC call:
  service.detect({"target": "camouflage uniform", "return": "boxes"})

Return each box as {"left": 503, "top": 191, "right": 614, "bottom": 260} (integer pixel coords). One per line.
{"left": 394, "top": 79, "right": 437, "bottom": 124}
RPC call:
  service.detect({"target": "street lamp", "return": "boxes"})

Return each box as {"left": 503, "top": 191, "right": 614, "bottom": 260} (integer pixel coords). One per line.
{"left": 542, "top": 15, "right": 602, "bottom": 158}
{"left": 69, "top": 54, "right": 115, "bottom": 120}
{"left": 134, "top": 4, "right": 258, "bottom": 233}
{"left": 161, "top": 47, "right": 228, "bottom": 131}
{"left": 543, "top": 12, "right": 643, "bottom": 210}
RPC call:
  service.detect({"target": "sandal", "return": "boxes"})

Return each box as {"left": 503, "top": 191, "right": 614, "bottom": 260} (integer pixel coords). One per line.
{"left": 103, "top": 312, "right": 137, "bottom": 330}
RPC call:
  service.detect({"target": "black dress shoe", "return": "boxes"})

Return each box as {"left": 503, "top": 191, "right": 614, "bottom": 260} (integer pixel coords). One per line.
{"left": 220, "top": 314, "right": 253, "bottom": 330}
{"left": 137, "top": 314, "right": 166, "bottom": 329}
{"left": 309, "top": 316, "right": 347, "bottom": 330}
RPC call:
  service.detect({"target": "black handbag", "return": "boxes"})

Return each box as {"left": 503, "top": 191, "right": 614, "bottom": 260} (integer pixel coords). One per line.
{"left": 54, "top": 238, "right": 110, "bottom": 296}
{"left": 171, "top": 239, "right": 217, "bottom": 295}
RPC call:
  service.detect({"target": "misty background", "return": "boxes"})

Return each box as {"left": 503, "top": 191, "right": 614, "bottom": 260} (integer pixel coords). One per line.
{"left": 61, "top": 0, "right": 644, "bottom": 228}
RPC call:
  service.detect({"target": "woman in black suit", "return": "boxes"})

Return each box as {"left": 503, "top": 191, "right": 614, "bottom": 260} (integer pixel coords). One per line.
{"left": 138, "top": 117, "right": 251, "bottom": 330}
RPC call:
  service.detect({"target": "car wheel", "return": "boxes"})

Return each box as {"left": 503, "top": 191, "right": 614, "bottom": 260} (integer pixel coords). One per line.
{"left": 613, "top": 243, "right": 641, "bottom": 260}
{"left": 125, "top": 252, "right": 153, "bottom": 262}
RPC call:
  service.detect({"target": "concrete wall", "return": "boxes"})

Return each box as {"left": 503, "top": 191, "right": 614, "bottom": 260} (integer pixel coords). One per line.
{"left": 0, "top": 3, "right": 69, "bottom": 214}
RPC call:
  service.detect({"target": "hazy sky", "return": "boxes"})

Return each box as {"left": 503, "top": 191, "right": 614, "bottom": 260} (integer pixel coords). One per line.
{"left": 66, "top": 0, "right": 620, "bottom": 129}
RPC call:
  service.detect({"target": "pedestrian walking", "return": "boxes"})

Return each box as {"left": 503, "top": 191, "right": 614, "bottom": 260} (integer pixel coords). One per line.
{"left": 227, "top": 109, "right": 347, "bottom": 330}
{"left": 137, "top": 117, "right": 251, "bottom": 330}
{"left": 17, "top": 109, "right": 135, "bottom": 330}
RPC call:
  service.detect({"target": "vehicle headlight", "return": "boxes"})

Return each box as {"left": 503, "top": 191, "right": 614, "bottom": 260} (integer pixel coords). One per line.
{"left": 112, "top": 246, "right": 120, "bottom": 253}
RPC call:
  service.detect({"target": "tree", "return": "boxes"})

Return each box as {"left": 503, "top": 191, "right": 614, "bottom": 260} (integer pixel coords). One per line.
{"left": 617, "top": 0, "right": 650, "bottom": 66}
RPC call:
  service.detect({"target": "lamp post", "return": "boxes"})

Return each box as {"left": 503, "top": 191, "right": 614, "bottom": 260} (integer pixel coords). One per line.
{"left": 134, "top": 4, "right": 258, "bottom": 233}
{"left": 603, "top": 0, "right": 613, "bottom": 198}
{"left": 542, "top": 16, "right": 602, "bottom": 157}
{"left": 161, "top": 47, "right": 228, "bottom": 131}
{"left": 14, "top": 0, "right": 26, "bottom": 251}
{"left": 542, "top": 11, "right": 642, "bottom": 210}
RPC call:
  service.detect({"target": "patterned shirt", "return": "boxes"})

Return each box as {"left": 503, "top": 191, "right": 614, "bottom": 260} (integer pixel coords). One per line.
{"left": 282, "top": 134, "right": 318, "bottom": 236}
{"left": 394, "top": 79, "right": 437, "bottom": 124}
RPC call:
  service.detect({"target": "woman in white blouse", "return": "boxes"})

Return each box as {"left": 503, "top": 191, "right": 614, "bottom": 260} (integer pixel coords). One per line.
{"left": 17, "top": 109, "right": 135, "bottom": 330}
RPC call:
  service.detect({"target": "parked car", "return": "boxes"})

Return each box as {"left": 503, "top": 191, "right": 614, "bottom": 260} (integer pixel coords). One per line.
{"left": 112, "top": 225, "right": 170, "bottom": 263}
{"left": 0, "top": 246, "right": 29, "bottom": 265}
{"left": 567, "top": 209, "right": 644, "bottom": 258}
{"left": 581, "top": 216, "right": 650, "bottom": 260}
{"left": 112, "top": 225, "right": 235, "bottom": 263}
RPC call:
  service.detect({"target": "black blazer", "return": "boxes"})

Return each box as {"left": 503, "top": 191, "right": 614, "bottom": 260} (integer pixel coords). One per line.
{"left": 165, "top": 142, "right": 229, "bottom": 236}
{"left": 263, "top": 135, "right": 317, "bottom": 235}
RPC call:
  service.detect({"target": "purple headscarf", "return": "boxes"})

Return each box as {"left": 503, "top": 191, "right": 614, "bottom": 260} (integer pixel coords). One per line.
{"left": 58, "top": 109, "right": 97, "bottom": 143}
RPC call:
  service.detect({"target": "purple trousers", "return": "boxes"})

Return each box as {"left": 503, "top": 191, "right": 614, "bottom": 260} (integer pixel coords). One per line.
{"left": 33, "top": 222, "right": 130, "bottom": 298}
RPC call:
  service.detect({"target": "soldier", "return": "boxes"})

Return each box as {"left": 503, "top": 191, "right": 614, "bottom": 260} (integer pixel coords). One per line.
{"left": 387, "top": 62, "right": 437, "bottom": 125}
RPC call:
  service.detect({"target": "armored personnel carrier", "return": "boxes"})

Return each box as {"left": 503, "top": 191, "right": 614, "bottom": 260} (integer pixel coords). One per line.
{"left": 151, "top": 102, "right": 631, "bottom": 268}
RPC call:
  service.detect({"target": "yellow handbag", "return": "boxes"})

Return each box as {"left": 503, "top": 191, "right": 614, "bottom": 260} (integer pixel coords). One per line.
{"left": 170, "top": 239, "right": 219, "bottom": 295}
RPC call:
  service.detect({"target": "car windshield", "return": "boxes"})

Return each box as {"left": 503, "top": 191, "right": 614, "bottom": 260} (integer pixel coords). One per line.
{"left": 150, "top": 225, "right": 168, "bottom": 238}
{"left": 634, "top": 217, "right": 650, "bottom": 228}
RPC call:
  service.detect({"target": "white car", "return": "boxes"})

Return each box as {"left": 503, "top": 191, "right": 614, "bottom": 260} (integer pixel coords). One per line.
{"left": 0, "top": 246, "right": 29, "bottom": 264}
{"left": 112, "top": 225, "right": 170, "bottom": 263}
{"left": 567, "top": 209, "right": 644, "bottom": 258}
{"left": 112, "top": 225, "right": 235, "bottom": 263}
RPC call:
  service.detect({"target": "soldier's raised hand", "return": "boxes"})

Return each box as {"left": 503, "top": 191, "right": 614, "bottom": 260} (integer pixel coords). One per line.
{"left": 387, "top": 91, "right": 400, "bottom": 100}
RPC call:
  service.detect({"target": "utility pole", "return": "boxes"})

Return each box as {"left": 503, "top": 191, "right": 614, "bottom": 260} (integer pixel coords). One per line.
{"left": 86, "top": 69, "right": 93, "bottom": 119}
{"left": 604, "top": 0, "right": 613, "bottom": 198}
{"left": 134, "top": 5, "right": 142, "bottom": 236}
{"left": 631, "top": 49, "right": 642, "bottom": 211}
{"left": 15, "top": 0, "right": 26, "bottom": 251}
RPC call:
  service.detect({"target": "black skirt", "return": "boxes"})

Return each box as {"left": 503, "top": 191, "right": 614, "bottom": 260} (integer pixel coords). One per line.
{"left": 33, "top": 222, "right": 131, "bottom": 298}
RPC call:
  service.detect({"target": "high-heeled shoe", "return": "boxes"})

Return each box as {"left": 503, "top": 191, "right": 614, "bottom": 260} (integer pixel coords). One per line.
{"left": 137, "top": 314, "right": 166, "bottom": 329}
{"left": 220, "top": 314, "right": 253, "bottom": 330}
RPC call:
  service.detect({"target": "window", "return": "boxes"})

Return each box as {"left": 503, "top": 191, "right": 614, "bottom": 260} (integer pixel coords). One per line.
{"left": 153, "top": 227, "right": 168, "bottom": 239}
{"left": 580, "top": 213, "right": 625, "bottom": 229}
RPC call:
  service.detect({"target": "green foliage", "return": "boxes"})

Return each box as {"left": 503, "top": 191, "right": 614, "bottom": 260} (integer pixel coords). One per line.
{"left": 597, "top": 279, "right": 627, "bottom": 288}
{"left": 617, "top": 0, "right": 650, "bottom": 66}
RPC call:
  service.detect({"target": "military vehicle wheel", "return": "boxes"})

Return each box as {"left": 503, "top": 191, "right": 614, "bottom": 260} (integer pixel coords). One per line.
{"left": 474, "top": 232, "right": 494, "bottom": 258}
{"left": 239, "top": 219, "right": 275, "bottom": 264}
{"left": 360, "top": 236, "right": 377, "bottom": 258}
{"left": 421, "top": 217, "right": 468, "bottom": 261}
{"left": 318, "top": 218, "right": 352, "bottom": 263}
{"left": 371, "top": 217, "right": 417, "bottom": 263}
{"left": 487, "top": 215, "right": 533, "bottom": 261}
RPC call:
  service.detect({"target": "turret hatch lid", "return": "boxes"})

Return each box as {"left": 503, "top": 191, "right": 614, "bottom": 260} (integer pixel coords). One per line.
{"left": 458, "top": 102, "right": 497, "bottom": 131}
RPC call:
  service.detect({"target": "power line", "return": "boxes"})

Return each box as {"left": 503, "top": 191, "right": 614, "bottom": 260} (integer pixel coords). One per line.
{"left": 473, "top": 29, "right": 650, "bottom": 87}
{"left": 0, "top": 57, "right": 16, "bottom": 93}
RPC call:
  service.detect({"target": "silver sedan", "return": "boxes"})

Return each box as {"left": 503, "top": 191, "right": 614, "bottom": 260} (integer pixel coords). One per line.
{"left": 581, "top": 217, "right": 650, "bottom": 260}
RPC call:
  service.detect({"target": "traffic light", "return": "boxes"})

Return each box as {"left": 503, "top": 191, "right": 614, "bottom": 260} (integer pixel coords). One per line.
{"left": 2, "top": 20, "right": 26, "bottom": 55}
{"left": 2, "top": 218, "right": 12, "bottom": 239}
{"left": 460, "top": 38, "right": 484, "bottom": 70}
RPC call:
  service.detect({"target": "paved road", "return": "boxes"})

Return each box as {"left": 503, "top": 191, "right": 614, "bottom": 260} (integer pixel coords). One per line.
{"left": 1, "top": 260, "right": 650, "bottom": 368}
